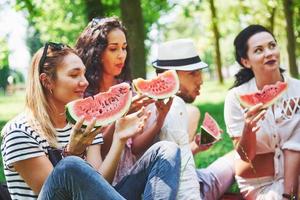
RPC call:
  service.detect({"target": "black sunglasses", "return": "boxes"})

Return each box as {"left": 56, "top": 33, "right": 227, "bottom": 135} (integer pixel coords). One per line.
{"left": 39, "top": 42, "right": 65, "bottom": 74}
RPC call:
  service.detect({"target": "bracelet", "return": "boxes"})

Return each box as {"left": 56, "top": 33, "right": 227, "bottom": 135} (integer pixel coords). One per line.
{"left": 61, "top": 144, "right": 86, "bottom": 159}
{"left": 282, "top": 193, "right": 297, "bottom": 200}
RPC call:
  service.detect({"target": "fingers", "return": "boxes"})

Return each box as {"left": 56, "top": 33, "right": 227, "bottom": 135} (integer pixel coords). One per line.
{"left": 244, "top": 103, "right": 264, "bottom": 118}
{"left": 73, "top": 116, "right": 85, "bottom": 132}
{"left": 84, "top": 118, "right": 96, "bottom": 134}
{"left": 155, "top": 97, "right": 173, "bottom": 110}
{"left": 136, "top": 106, "right": 146, "bottom": 118}
{"left": 90, "top": 126, "right": 103, "bottom": 137}
{"left": 132, "top": 94, "right": 147, "bottom": 102}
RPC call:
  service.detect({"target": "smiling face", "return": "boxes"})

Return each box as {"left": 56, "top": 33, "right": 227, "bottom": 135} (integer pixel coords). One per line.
{"left": 101, "top": 28, "right": 127, "bottom": 77}
{"left": 242, "top": 31, "right": 280, "bottom": 77}
{"left": 49, "top": 53, "right": 89, "bottom": 106}
{"left": 176, "top": 70, "right": 203, "bottom": 103}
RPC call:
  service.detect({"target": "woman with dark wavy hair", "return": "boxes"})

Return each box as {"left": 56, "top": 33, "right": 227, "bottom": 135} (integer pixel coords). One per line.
{"left": 75, "top": 17, "right": 131, "bottom": 96}
{"left": 74, "top": 17, "right": 181, "bottom": 199}
{"left": 224, "top": 24, "right": 300, "bottom": 200}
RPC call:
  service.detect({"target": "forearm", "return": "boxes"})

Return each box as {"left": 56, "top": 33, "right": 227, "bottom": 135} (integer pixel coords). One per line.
{"left": 284, "top": 149, "right": 300, "bottom": 197}
{"left": 100, "top": 123, "right": 115, "bottom": 159}
{"left": 99, "top": 139, "right": 125, "bottom": 183}
{"left": 131, "top": 120, "right": 163, "bottom": 156}
{"left": 235, "top": 128, "right": 257, "bottom": 161}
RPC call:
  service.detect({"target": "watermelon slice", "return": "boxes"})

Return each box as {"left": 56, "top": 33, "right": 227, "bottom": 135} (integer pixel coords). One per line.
{"left": 238, "top": 81, "right": 288, "bottom": 108}
{"left": 66, "top": 83, "right": 132, "bottom": 127}
{"left": 200, "top": 112, "right": 222, "bottom": 144}
{"left": 132, "top": 70, "right": 179, "bottom": 99}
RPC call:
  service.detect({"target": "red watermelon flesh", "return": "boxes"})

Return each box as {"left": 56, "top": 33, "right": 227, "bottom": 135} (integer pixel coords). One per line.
{"left": 132, "top": 70, "right": 179, "bottom": 99}
{"left": 66, "top": 83, "right": 132, "bottom": 127}
{"left": 238, "top": 81, "right": 288, "bottom": 108}
{"left": 200, "top": 112, "right": 222, "bottom": 144}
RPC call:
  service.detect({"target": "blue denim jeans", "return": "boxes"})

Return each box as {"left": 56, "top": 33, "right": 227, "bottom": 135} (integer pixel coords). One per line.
{"left": 38, "top": 156, "right": 125, "bottom": 200}
{"left": 114, "top": 141, "right": 181, "bottom": 200}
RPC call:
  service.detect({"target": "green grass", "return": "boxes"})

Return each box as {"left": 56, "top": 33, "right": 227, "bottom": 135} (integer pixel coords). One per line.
{"left": 0, "top": 90, "right": 26, "bottom": 182}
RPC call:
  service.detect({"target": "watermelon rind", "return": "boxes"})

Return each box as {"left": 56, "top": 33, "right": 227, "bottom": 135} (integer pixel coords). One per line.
{"left": 238, "top": 81, "right": 288, "bottom": 109}
{"left": 200, "top": 112, "right": 222, "bottom": 144}
{"left": 199, "top": 128, "right": 218, "bottom": 144}
{"left": 66, "top": 83, "right": 132, "bottom": 127}
{"left": 132, "top": 70, "right": 180, "bottom": 99}
{"left": 200, "top": 125, "right": 221, "bottom": 140}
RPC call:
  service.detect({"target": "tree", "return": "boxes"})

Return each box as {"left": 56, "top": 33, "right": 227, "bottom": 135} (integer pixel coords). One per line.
{"left": 283, "top": 0, "right": 298, "bottom": 78}
{"left": 84, "top": 0, "right": 105, "bottom": 20}
{"left": 0, "top": 38, "right": 10, "bottom": 92}
{"left": 120, "top": 0, "right": 146, "bottom": 78}
{"left": 209, "top": 0, "right": 223, "bottom": 84}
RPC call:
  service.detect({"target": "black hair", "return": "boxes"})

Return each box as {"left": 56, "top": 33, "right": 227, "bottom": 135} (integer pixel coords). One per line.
{"left": 75, "top": 16, "right": 131, "bottom": 95}
{"left": 232, "top": 24, "right": 284, "bottom": 88}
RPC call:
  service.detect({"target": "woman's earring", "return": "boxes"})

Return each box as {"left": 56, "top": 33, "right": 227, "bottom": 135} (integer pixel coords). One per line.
{"left": 49, "top": 89, "right": 53, "bottom": 94}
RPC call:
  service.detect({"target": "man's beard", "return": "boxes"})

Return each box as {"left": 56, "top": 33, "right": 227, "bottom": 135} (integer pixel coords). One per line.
{"left": 176, "top": 90, "right": 195, "bottom": 103}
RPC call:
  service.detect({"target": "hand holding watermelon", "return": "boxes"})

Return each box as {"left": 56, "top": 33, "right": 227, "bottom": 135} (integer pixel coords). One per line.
{"left": 243, "top": 103, "right": 266, "bottom": 134}
{"left": 68, "top": 117, "right": 104, "bottom": 156}
{"left": 127, "top": 94, "right": 155, "bottom": 114}
{"left": 200, "top": 113, "right": 223, "bottom": 145}
{"left": 191, "top": 134, "right": 214, "bottom": 154}
{"left": 114, "top": 107, "right": 151, "bottom": 143}
{"left": 155, "top": 97, "right": 173, "bottom": 124}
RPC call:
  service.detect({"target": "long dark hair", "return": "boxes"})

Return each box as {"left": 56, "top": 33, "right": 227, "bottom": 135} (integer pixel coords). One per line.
{"left": 232, "top": 24, "right": 284, "bottom": 88}
{"left": 75, "top": 16, "right": 131, "bottom": 95}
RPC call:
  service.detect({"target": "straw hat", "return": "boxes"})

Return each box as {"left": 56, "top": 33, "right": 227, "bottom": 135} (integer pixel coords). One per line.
{"left": 152, "top": 38, "right": 208, "bottom": 71}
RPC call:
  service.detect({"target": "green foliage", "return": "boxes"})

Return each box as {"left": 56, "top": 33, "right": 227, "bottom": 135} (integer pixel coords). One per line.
{"left": 0, "top": 91, "right": 26, "bottom": 182}
{"left": 0, "top": 38, "right": 10, "bottom": 90}
{"left": 15, "top": 0, "right": 88, "bottom": 46}
{"left": 0, "top": 38, "right": 9, "bottom": 69}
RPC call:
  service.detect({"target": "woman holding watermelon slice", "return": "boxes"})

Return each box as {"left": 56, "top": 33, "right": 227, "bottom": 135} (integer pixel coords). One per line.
{"left": 225, "top": 24, "right": 300, "bottom": 199}
{"left": 75, "top": 17, "right": 182, "bottom": 199}
{"left": 1, "top": 42, "right": 181, "bottom": 200}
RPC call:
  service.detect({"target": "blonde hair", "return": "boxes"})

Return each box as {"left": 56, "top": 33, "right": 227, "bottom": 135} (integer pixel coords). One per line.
{"left": 25, "top": 45, "right": 76, "bottom": 147}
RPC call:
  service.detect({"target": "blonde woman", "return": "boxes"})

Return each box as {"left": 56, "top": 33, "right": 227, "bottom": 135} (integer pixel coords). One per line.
{"left": 1, "top": 42, "right": 180, "bottom": 200}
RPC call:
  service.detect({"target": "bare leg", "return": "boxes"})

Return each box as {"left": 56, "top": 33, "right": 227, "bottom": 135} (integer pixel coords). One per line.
{"left": 284, "top": 149, "right": 300, "bottom": 199}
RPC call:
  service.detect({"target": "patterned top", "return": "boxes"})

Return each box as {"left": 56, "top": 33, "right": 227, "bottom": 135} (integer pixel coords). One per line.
{"left": 224, "top": 74, "right": 300, "bottom": 179}
{"left": 1, "top": 113, "right": 103, "bottom": 200}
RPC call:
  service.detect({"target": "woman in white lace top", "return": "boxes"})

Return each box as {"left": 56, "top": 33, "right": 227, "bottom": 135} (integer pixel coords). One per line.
{"left": 224, "top": 24, "right": 300, "bottom": 200}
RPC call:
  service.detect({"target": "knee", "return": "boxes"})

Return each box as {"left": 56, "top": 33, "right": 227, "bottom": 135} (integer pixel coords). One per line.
{"left": 154, "top": 141, "right": 181, "bottom": 164}
{"left": 54, "top": 156, "right": 88, "bottom": 175}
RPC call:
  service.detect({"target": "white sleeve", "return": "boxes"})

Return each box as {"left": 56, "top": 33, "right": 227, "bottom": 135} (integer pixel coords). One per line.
{"left": 224, "top": 89, "right": 245, "bottom": 138}
{"left": 282, "top": 119, "right": 300, "bottom": 151}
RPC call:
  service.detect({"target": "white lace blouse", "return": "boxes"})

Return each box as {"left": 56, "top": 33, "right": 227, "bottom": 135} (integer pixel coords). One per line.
{"left": 224, "top": 74, "right": 300, "bottom": 179}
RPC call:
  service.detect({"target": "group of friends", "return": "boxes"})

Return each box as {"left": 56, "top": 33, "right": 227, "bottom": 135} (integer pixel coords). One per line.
{"left": 1, "top": 16, "right": 300, "bottom": 200}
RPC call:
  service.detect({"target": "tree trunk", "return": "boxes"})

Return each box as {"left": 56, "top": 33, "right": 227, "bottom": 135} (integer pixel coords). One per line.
{"left": 269, "top": 6, "right": 276, "bottom": 33}
{"left": 120, "top": 0, "right": 146, "bottom": 78}
{"left": 209, "top": 0, "right": 223, "bottom": 84}
{"left": 84, "top": 0, "right": 105, "bottom": 21}
{"left": 283, "top": 0, "right": 298, "bottom": 78}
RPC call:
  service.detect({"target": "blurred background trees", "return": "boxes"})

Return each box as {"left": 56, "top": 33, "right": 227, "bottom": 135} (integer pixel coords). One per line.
{"left": 1, "top": 0, "right": 300, "bottom": 85}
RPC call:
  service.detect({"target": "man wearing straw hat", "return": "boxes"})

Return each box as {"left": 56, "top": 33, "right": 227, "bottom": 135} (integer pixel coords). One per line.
{"left": 152, "top": 38, "right": 235, "bottom": 200}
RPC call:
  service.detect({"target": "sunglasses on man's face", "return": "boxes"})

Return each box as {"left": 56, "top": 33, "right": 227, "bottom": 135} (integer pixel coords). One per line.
{"left": 39, "top": 42, "right": 65, "bottom": 74}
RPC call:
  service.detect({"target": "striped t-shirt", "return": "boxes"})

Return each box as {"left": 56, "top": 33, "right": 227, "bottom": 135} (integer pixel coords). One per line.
{"left": 1, "top": 113, "right": 103, "bottom": 200}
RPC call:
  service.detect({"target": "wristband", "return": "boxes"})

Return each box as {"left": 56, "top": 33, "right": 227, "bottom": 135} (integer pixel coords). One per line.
{"left": 61, "top": 144, "right": 86, "bottom": 159}
{"left": 282, "top": 193, "right": 297, "bottom": 200}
